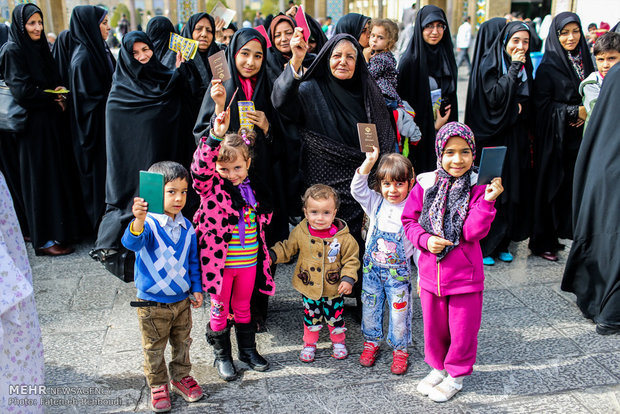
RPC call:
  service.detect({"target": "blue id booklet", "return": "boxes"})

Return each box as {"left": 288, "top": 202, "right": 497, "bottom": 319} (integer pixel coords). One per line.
{"left": 139, "top": 171, "right": 164, "bottom": 214}
{"left": 477, "top": 146, "right": 507, "bottom": 185}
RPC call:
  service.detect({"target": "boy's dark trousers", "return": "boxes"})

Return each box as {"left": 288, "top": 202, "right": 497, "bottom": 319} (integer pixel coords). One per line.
{"left": 136, "top": 297, "right": 193, "bottom": 387}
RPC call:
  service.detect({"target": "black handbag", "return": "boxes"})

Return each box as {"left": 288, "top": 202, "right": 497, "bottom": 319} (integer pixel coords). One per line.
{"left": 0, "top": 80, "right": 27, "bottom": 133}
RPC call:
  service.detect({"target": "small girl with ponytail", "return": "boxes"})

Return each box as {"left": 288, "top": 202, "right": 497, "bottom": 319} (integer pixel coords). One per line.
{"left": 191, "top": 102, "right": 275, "bottom": 383}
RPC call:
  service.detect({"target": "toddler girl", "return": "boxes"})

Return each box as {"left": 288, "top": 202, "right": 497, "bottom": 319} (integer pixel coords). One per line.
{"left": 351, "top": 147, "right": 417, "bottom": 375}
{"left": 368, "top": 19, "right": 421, "bottom": 153}
{"left": 191, "top": 106, "right": 275, "bottom": 382}
{"left": 269, "top": 184, "right": 360, "bottom": 363}
{"left": 401, "top": 122, "right": 503, "bottom": 402}
{"left": 368, "top": 18, "right": 402, "bottom": 109}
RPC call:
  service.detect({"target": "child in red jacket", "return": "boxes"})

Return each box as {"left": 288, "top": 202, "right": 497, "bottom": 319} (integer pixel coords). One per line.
{"left": 402, "top": 122, "right": 503, "bottom": 402}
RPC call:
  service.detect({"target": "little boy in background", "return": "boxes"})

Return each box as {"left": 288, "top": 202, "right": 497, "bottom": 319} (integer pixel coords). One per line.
{"left": 122, "top": 161, "right": 204, "bottom": 413}
{"left": 580, "top": 32, "right": 620, "bottom": 129}
{"left": 268, "top": 184, "right": 360, "bottom": 363}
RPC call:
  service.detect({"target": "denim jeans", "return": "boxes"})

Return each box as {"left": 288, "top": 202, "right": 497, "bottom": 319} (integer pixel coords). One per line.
{"left": 361, "top": 260, "right": 413, "bottom": 350}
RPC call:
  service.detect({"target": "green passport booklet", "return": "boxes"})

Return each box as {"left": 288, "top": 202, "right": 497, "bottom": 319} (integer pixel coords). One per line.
{"left": 139, "top": 171, "right": 164, "bottom": 214}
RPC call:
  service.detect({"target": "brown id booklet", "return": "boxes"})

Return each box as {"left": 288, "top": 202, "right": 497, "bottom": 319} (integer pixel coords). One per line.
{"left": 208, "top": 50, "right": 231, "bottom": 82}
{"left": 357, "top": 123, "right": 379, "bottom": 152}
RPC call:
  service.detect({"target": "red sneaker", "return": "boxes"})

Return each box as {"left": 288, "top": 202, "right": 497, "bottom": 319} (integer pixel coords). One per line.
{"left": 359, "top": 342, "right": 380, "bottom": 367}
{"left": 170, "top": 376, "right": 204, "bottom": 402}
{"left": 391, "top": 350, "right": 409, "bottom": 375}
{"left": 150, "top": 384, "right": 171, "bottom": 412}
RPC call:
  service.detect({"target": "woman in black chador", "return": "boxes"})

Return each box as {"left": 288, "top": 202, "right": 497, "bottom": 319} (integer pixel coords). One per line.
{"left": 397, "top": 5, "right": 458, "bottom": 173}
{"left": 0, "top": 4, "right": 81, "bottom": 255}
{"left": 68, "top": 5, "right": 116, "bottom": 230}
{"left": 93, "top": 32, "right": 191, "bottom": 263}
{"left": 562, "top": 63, "right": 620, "bottom": 335}
{"left": 467, "top": 21, "right": 534, "bottom": 264}
{"left": 529, "top": 12, "right": 593, "bottom": 261}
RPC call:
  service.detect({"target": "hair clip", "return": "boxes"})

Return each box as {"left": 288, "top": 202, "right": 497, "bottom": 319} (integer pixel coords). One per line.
{"left": 242, "top": 132, "right": 250, "bottom": 145}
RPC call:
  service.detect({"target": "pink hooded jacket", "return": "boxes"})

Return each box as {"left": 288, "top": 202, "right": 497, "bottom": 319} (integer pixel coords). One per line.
{"left": 402, "top": 171, "right": 496, "bottom": 296}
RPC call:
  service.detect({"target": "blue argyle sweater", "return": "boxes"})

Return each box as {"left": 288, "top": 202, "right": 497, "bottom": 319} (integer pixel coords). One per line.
{"left": 122, "top": 214, "right": 201, "bottom": 303}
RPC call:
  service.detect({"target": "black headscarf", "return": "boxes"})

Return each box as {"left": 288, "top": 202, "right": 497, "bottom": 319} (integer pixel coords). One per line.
{"left": 465, "top": 17, "right": 506, "bottom": 127}
{"left": 526, "top": 20, "right": 543, "bottom": 52}
{"left": 306, "top": 12, "right": 327, "bottom": 53}
{"left": 4, "top": 4, "right": 59, "bottom": 87}
{"left": 194, "top": 28, "right": 271, "bottom": 141}
{"left": 562, "top": 63, "right": 620, "bottom": 326}
{"left": 70, "top": 5, "right": 114, "bottom": 80}
{"left": 470, "top": 17, "right": 506, "bottom": 72}
{"left": 397, "top": 5, "right": 458, "bottom": 173}
{"left": 112, "top": 31, "right": 177, "bottom": 99}
{"left": 334, "top": 13, "right": 370, "bottom": 41}
{"left": 0, "top": 23, "right": 8, "bottom": 47}
{"left": 466, "top": 21, "right": 533, "bottom": 143}
{"left": 52, "top": 29, "right": 74, "bottom": 86}
{"left": 146, "top": 16, "right": 177, "bottom": 64}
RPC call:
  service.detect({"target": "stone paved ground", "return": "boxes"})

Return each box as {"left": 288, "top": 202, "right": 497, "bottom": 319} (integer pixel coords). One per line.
{"left": 24, "top": 66, "right": 620, "bottom": 413}
{"left": 30, "top": 237, "right": 620, "bottom": 413}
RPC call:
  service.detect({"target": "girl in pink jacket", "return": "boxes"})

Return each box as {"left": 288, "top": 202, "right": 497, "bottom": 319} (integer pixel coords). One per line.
{"left": 401, "top": 122, "right": 503, "bottom": 402}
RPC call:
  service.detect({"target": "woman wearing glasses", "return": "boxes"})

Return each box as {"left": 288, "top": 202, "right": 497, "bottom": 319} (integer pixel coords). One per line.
{"left": 398, "top": 5, "right": 458, "bottom": 173}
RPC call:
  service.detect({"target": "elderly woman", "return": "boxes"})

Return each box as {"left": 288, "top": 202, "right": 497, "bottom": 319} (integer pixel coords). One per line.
{"left": 0, "top": 4, "right": 80, "bottom": 255}
{"left": 397, "top": 5, "right": 458, "bottom": 173}
{"left": 272, "top": 31, "right": 396, "bottom": 243}
{"left": 529, "top": 12, "right": 593, "bottom": 261}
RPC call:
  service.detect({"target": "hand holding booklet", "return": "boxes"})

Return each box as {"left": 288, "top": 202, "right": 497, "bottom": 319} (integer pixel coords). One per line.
{"left": 139, "top": 171, "right": 164, "bottom": 214}
{"left": 357, "top": 123, "right": 379, "bottom": 153}
{"left": 477, "top": 146, "right": 507, "bottom": 185}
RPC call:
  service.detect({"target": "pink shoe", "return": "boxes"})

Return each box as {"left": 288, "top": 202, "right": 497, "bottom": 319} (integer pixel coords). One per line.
{"left": 170, "top": 376, "right": 203, "bottom": 402}
{"left": 150, "top": 384, "right": 171, "bottom": 412}
{"left": 332, "top": 343, "right": 348, "bottom": 360}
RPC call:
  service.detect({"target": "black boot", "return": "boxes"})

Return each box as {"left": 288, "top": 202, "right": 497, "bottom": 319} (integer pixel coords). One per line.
{"left": 206, "top": 325, "right": 237, "bottom": 381}
{"left": 235, "top": 323, "right": 269, "bottom": 371}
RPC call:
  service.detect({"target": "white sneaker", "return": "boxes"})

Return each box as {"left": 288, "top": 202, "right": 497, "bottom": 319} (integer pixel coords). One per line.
{"left": 416, "top": 368, "right": 447, "bottom": 395}
{"left": 428, "top": 375, "right": 463, "bottom": 402}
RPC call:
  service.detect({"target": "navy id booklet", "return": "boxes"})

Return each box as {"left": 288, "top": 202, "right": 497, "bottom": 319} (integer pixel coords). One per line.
{"left": 477, "top": 146, "right": 507, "bottom": 185}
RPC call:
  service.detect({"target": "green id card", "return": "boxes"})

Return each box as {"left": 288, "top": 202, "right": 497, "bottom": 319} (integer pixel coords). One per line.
{"left": 139, "top": 171, "right": 164, "bottom": 214}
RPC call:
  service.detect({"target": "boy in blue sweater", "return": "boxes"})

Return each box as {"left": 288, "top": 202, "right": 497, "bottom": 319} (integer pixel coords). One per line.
{"left": 122, "top": 161, "right": 204, "bottom": 413}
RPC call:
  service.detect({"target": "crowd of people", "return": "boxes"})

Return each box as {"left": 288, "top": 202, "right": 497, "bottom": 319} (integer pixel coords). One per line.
{"left": 1, "top": 2, "right": 619, "bottom": 412}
